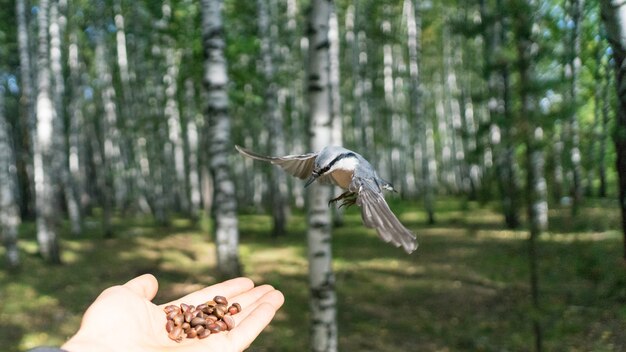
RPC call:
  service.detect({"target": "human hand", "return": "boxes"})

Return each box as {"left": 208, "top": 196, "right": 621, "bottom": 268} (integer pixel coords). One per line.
{"left": 61, "top": 274, "right": 284, "bottom": 352}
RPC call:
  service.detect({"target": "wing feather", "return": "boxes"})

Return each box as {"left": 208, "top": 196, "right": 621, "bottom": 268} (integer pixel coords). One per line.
{"left": 236, "top": 145, "right": 317, "bottom": 180}
{"left": 356, "top": 184, "right": 418, "bottom": 254}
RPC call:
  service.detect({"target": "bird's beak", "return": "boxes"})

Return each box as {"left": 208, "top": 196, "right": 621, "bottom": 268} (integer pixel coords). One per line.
{"left": 305, "top": 174, "right": 318, "bottom": 188}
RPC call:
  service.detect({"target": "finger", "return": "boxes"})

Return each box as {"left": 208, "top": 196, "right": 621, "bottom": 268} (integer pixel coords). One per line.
{"left": 228, "top": 284, "right": 276, "bottom": 309}
{"left": 123, "top": 274, "right": 159, "bottom": 300}
{"left": 230, "top": 289, "right": 285, "bottom": 324}
{"left": 164, "top": 277, "right": 255, "bottom": 306}
{"left": 229, "top": 296, "right": 283, "bottom": 351}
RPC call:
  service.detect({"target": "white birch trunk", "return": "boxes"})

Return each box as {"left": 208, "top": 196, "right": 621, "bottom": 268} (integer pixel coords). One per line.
{"left": 95, "top": 33, "right": 124, "bottom": 236}
{"left": 357, "top": 29, "right": 373, "bottom": 154}
{"left": 67, "top": 32, "right": 89, "bottom": 212}
{"left": 280, "top": 0, "right": 305, "bottom": 209}
{"left": 0, "top": 85, "right": 21, "bottom": 268}
{"left": 552, "top": 120, "right": 565, "bottom": 201}
{"left": 566, "top": 0, "right": 584, "bottom": 214}
{"left": 329, "top": 7, "right": 342, "bottom": 148}
{"left": 407, "top": 0, "right": 435, "bottom": 223}
{"left": 328, "top": 6, "right": 345, "bottom": 226}
{"left": 35, "top": 0, "right": 61, "bottom": 263}
{"left": 184, "top": 79, "right": 202, "bottom": 218}
{"left": 16, "top": 0, "right": 36, "bottom": 217}
{"left": 307, "top": 1, "right": 337, "bottom": 350}
{"left": 201, "top": 0, "right": 241, "bottom": 278}
{"left": 50, "top": 0, "right": 82, "bottom": 235}
{"left": 258, "top": 0, "right": 288, "bottom": 236}
{"left": 164, "top": 47, "right": 190, "bottom": 212}
{"left": 114, "top": 0, "right": 142, "bottom": 213}
{"left": 344, "top": 4, "right": 357, "bottom": 148}
{"left": 598, "top": 56, "right": 611, "bottom": 197}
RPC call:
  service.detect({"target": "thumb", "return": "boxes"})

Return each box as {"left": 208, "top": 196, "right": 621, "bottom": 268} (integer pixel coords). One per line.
{"left": 123, "top": 274, "right": 159, "bottom": 300}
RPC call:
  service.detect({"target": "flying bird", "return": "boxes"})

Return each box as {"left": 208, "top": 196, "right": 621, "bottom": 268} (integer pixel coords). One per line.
{"left": 235, "top": 145, "right": 418, "bottom": 254}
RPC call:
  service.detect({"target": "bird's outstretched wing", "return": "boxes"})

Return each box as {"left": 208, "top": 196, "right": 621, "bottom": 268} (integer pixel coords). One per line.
{"left": 356, "top": 182, "right": 418, "bottom": 254}
{"left": 235, "top": 145, "right": 317, "bottom": 180}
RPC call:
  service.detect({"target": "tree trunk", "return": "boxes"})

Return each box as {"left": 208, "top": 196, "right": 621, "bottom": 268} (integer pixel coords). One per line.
{"left": 114, "top": 0, "right": 141, "bottom": 214}
{"left": 258, "top": 0, "right": 288, "bottom": 236}
{"left": 526, "top": 127, "right": 547, "bottom": 352}
{"left": 50, "top": 0, "right": 82, "bottom": 235}
{"left": 0, "top": 84, "right": 21, "bottom": 268}
{"left": 184, "top": 79, "right": 202, "bottom": 218}
{"left": 201, "top": 0, "right": 242, "bottom": 278}
{"left": 329, "top": 6, "right": 345, "bottom": 227}
{"left": 351, "top": 5, "right": 372, "bottom": 155}
{"left": 16, "top": 0, "right": 36, "bottom": 219}
{"left": 600, "top": 0, "right": 626, "bottom": 261}
{"left": 34, "top": 0, "right": 62, "bottom": 263}
{"left": 407, "top": 0, "right": 435, "bottom": 224}
{"left": 306, "top": 0, "right": 337, "bottom": 351}
{"left": 95, "top": 32, "right": 124, "bottom": 238}
{"left": 598, "top": 55, "right": 611, "bottom": 198}
{"left": 566, "top": 0, "right": 584, "bottom": 215}
{"left": 164, "top": 46, "right": 190, "bottom": 213}
{"left": 67, "top": 32, "right": 89, "bottom": 213}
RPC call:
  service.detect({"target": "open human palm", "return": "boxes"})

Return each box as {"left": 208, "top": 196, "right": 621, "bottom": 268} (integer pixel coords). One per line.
{"left": 61, "top": 274, "right": 284, "bottom": 352}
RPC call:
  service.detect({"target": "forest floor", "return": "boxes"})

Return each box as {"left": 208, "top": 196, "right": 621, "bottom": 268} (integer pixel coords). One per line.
{"left": 1, "top": 198, "right": 625, "bottom": 351}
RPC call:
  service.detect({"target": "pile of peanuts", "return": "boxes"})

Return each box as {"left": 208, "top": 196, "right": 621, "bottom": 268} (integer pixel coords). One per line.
{"left": 163, "top": 295, "right": 241, "bottom": 342}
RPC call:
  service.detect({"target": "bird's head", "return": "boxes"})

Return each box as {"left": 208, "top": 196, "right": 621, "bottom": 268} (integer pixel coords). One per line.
{"left": 305, "top": 147, "right": 358, "bottom": 187}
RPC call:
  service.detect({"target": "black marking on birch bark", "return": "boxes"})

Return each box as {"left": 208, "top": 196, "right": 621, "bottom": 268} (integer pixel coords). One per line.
{"left": 310, "top": 220, "right": 330, "bottom": 228}
{"left": 310, "top": 285, "right": 334, "bottom": 300}
{"left": 207, "top": 105, "right": 228, "bottom": 114}
{"left": 308, "top": 84, "right": 324, "bottom": 92}
{"left": 306, "top": 24, "right": 315, "bottom": 37}
{"left": 204, "top": 27, "right": 224, "bottom": 39}
{"left": 313, "top": 250, "right": 326, "bottom": 258}
{"left": 315, "top": 40, "right": 330, "bottom": 50}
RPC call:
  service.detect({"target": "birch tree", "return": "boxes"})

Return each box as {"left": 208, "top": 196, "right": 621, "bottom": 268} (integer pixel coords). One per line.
{"left": 0, "top": 84, "right": 21, "bottom": 268}
{"left": 406, "top": 0, "right": 435, "bottom": 224}
{"left": 67, "top": 31, "right": 88, "bottom": 213}
{"left": 201, "top": 0, "right": 241, "bottom": 278}
{"left": 16, "top": 0, "right": 35, "bottom": 217}
{"left": 34, "top": 0, "right": 61, "bottom": 263}
{"left": 600, "top": 0, "right": 626, "bottom": 260}
{"left": 565, "top": 0, "right": 584, "bottom": 215}
{"left": 306, "top": 0, "right": 337, "bottom": 350}
{"left": 94, "top": 31, "right": 123, "bottom": 237}
{"left": 597, "top": 53, "right": 612, "bottom": 198}
{"left": 50, "top": 0, "right": 82, "bottom": 235}
{"left": 164, "top": 45, "right": 190, "bottom": 213}
{"left": 258, "top": 0, "right": 288, "bottom": 236}
{"left": 184, "top": 78, "right": 202, "bottom": 218}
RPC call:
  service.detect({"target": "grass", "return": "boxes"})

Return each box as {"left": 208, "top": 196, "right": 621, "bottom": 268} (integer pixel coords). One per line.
{"left": 1, "top": 198, "right": 625, "bottom": 351}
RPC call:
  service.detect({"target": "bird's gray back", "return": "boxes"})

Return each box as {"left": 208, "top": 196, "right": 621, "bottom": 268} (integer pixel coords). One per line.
{"left": 317, "top": 146, "right": 354, "bottom": 166}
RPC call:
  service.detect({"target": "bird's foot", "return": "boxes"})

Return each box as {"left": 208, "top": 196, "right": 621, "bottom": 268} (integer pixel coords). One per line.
{"left": 329, "top": 191, "right": 357, "bottom": 208}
